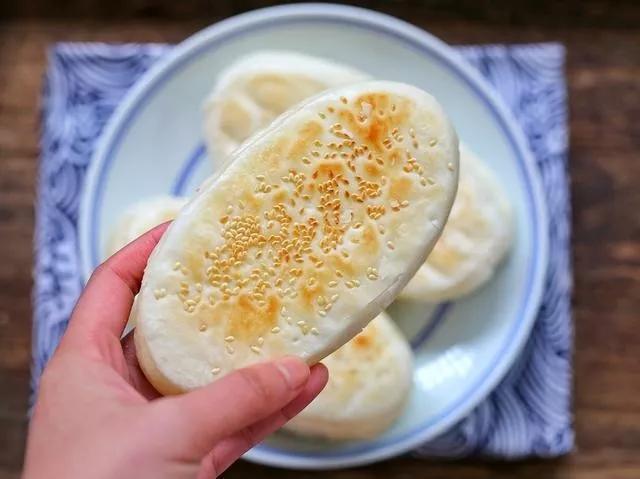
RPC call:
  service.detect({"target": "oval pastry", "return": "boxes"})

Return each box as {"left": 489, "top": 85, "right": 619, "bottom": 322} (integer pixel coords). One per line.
{"left": 106, "top": 196, "right": 188, "bottom": 257}
{"left": 203, "top": 50, "right": 370, "bottom": 164}
{"left": 134, "top": 81, "right": 458, "bottom": 394}
{"left": 284, "top": 311, "right": 413, "bottom": 440}
{"left": 400, "top": 145, "right": 513, "bottom": 302}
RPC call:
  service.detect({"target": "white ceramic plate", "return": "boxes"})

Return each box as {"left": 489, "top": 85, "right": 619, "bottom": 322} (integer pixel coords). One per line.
{"left": 79, "top": 3, "right": 548, "bottom": 470}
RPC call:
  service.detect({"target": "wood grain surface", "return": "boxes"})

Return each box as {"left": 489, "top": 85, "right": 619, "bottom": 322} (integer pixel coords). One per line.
{"left": 1, "top": 2, "right": 639, "bottom": 478}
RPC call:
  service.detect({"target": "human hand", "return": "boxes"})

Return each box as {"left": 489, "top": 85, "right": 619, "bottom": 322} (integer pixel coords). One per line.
{"left": 23, "top": 224, "right": 328, "bottom": 479}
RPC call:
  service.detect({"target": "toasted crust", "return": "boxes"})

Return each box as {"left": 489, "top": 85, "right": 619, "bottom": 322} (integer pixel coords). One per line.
{"left": 134, "top": 81, "right": 458, "bottom": 393}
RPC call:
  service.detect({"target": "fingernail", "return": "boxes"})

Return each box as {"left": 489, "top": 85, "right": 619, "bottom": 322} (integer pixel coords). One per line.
{"left": 276, "top": 356, "right": 309, "bottom": 390}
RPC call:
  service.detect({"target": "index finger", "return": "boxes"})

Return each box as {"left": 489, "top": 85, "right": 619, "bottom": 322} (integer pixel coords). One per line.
{"left": 66, "top": 222, "right": 169, "bottom": 341}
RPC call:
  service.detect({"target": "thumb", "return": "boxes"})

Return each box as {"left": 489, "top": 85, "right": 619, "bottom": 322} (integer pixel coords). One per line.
{"left": 147, "top": 357, "right": 310, "bottom": 458}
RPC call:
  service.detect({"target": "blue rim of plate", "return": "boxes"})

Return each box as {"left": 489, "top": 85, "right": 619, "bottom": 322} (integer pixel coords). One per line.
{"left": 79, "top": 3, "right": 549, "bottom": 470}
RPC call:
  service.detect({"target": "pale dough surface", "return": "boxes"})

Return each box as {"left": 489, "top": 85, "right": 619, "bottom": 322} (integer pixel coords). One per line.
{"left": 400, "top": 145, "right": 513, "bottom": 302}
{"left": 284, "top": 311, "right": 413, "bottom": 440}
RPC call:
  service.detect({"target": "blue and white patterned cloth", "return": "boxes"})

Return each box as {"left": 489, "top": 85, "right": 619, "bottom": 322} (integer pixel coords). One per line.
{"left": 34, "top": 42, "right": 572, "bottom": 458}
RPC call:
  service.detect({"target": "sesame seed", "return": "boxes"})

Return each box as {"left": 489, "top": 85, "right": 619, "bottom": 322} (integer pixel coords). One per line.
{"left": 226, "top": 344, "right": 235, "bottom": 354}
{"left": 318, "top": 310, "right": 327, "bottom": 317}
{"left": 257, "top": 337, "right": 264, "bottom": 346}
{"left": 297, "top": 320, "right": 306, "bottom": 327}
{"left": 271, "top": 326, "right": 281, "bottom": 334}
{"left": 448, "top": 162, "right": 455, "bottom": 171}
{"left": 331, "top": 294, "right": 339, "bottom": 302}
{"left": 153, "top": 288, "right": 167, "bottom": 299}
{"left": 211, "top": 367, "right": 221, "bottom": 375}
{"left": 387, "top": 241, "right": 396, "bottom": 250}
{"left": 173, "top": 261, "right": 181, "bottom": 271}
{"left": 250, "top": 346, "right": 261, "bottom": 354}
{"left": 225, "top": 336, "right": 235, "bottom": 342}
{"left": 429, "top": 138, "right": 438, "bottom": 147}
{"left": 310, "top": 327, "right": 320, "bottom": 335}
{"left": 199, "top": 324, "right": 207, "bottom": 332}
{"left": 340, "top": 96, "right": 348, "bottom": 104}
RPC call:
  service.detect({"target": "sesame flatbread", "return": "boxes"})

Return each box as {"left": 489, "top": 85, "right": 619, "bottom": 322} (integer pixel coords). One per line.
{"left": 134, "top": 81, "right": 458, "bottom": 394}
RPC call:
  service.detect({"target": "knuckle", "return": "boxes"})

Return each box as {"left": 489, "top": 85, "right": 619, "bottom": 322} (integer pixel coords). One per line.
{"left": 90, "top": 262, "right": 107, "bottom": 281}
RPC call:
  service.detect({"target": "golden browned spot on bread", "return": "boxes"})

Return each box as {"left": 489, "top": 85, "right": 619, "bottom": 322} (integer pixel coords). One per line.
{"left": 223, "top": 294, "right": 279, "bottom": 341}
{"left": 248, "top": 75, "right": 325, "bottom": 113}
{"left": 239, "top": 189, "right": 263, "bottom": 212}
{"left": 259, "top": 138, "right": 290, "bottom": 171}
{"left": 289, "top": 121, "right": 323, "bottom": 159}
{"left": 389, "top": 176, "right": 412, "bottom": 202}
{"left": 273, "top": 189, "right": 288, "bottom": 204}
{"left": 168, "top": 90, "right": 439, "bottom": 345}
{"left": 364, "top": 161, "right": 381, "bottom": 178}
{"left": 353, "top": 331, "right": 372, "bottom": 349}
{"left": 365, "top": 121, "right": 385, "bottom": 152}
{"left": 330, "top": 251, "right": 357, "bottom": 276}
{"left": 301, "top": 278, "right": 326, "bottom": 313}
{"left": 315, "top": 160, "right": 345, "bottom": 179}
{"left": 359, "top": 223, "right": 380, "bottom": 256}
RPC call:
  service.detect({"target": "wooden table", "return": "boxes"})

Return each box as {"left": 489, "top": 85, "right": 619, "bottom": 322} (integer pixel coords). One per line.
{"left": 1, "top": 5, "right": 639, "bottom": 478}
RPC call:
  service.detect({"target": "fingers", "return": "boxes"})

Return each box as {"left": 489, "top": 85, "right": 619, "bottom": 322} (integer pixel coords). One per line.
{"left": 66, "top": 223, "right": 168, "bottom": 342}
{"left": 149, "top": 357, "right": 312, "bottom": 459}
{"left": 202, "top": 364, "right": 328, "bottom": 477}
{"left": 121, "top": 332, "right": 162, "bottom": 401}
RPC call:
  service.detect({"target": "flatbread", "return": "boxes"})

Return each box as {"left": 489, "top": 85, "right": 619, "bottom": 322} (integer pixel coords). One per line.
{"left": 400, "top": 146, "right": 513, "bottom": 302}
{"left": 203, "top": 50, "right": 370, "bottom": 164}
{"left": 284, "top": 311, "right": 412, "bottom": 440}
{"left": 134, "top": 81, "right": 458, "bottom": 394}
{"left": 106, "top": 196, "right": 188, "bottom": 257}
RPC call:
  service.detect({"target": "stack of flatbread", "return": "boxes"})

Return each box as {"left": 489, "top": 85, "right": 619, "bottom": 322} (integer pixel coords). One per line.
{"left": 108, "top": 51, "right": 513, "bottom": 440}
